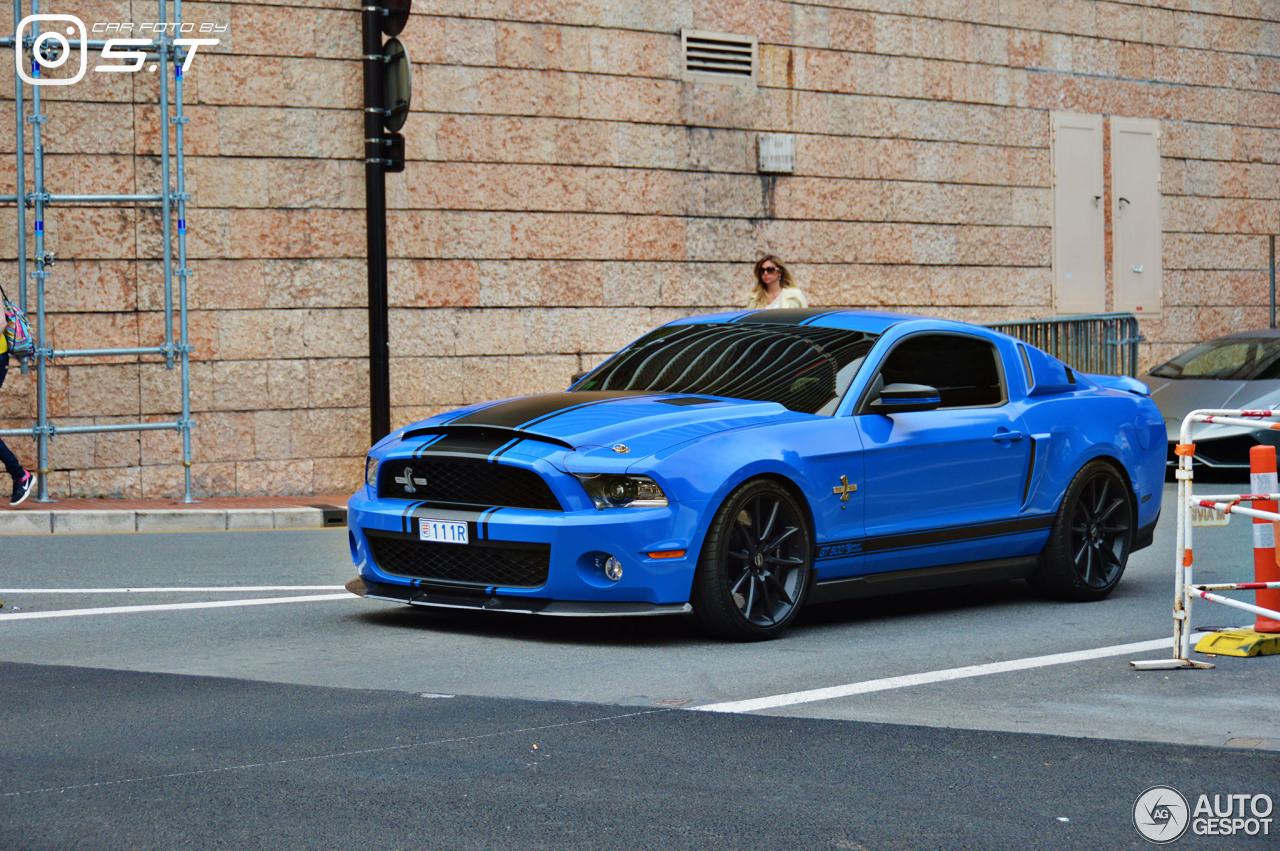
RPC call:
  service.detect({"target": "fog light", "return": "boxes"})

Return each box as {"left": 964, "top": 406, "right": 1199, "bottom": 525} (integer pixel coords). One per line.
{"left": 603, "top": 556, "right": 623, "bottom": 582}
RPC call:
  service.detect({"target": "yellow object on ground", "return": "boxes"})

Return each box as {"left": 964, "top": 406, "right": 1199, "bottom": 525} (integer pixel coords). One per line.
{"left": 1194, "top": 629, "right": 1280, "bottom": 657}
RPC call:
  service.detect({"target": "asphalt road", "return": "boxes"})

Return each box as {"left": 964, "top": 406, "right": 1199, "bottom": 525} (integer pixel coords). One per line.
{"left": 1, "top": 481, "right": 1278, "bottom": 849}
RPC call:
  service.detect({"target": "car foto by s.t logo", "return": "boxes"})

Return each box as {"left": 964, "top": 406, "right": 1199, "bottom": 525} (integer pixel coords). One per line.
{"left": 15, "top": 14, "right": 223, "bottom": 86}
{"left": 1134, "top": 786, "right": 1274, "bottom": 843}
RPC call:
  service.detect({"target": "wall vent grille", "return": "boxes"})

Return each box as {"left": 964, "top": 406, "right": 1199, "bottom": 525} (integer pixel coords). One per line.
{"left": 682, "top": 30, "right": 757, "bottom": 84}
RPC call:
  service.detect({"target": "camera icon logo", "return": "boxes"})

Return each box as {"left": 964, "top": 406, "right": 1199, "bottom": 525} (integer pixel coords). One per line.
{"left": 15, "top": 14, "right": 88, "bottom": 86}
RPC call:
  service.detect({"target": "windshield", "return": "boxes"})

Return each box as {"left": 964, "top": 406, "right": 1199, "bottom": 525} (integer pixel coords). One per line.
{"left": 574, "top": 323, "right": 879, "bottom": 415}
{"left": 1150, "top": 337, "right": 1280, "bottom": 381}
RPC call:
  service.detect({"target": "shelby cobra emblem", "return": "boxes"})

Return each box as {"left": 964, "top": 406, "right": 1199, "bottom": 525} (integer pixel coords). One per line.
{"left": 832, "top": 475, "right": 857, "bottom": 502}
{"left": 393, "top": 467, "right": 427, "bottom": 494}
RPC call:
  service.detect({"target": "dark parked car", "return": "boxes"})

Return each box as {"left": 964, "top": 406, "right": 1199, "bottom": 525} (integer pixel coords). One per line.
{"left": 1145, "top": 329, "right": 1280, "bottom": 468}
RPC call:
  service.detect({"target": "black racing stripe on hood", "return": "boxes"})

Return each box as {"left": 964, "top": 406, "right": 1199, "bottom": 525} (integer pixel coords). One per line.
{"left": 435, "top": 398, "right": 508, "bottom": 425}
{"left": 655, "top": 396, "right": 719, "bottom": 406}
{"left": 400, "top": 425, "right": 574, "bottom": 452}
{"left": 411, "top": 434, "right": 445, "bottom": 458}
{"left": 417, "top": 431, "right": 513, "bottom": 457}
{"left": 521, "top": 393, "right": 669, "bottom": 429}
{"left": 732, "top": 308, "right": 840, "bottom": 325}
{"left": 449, "top": 391, "right": 652, "bottom": 430}
{"left": 799, "top": 311, "right": 846, "bottom": 326}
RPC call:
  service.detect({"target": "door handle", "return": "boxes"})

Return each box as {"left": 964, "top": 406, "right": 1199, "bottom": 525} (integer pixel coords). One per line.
{"left": 993, "top": 429, "right": 1023, "bottom": 442}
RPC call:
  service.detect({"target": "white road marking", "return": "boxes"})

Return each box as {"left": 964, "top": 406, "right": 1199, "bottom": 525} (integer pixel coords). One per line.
{"left": 692, "top": 637, "right": 1173, "bottom": 713}
{"left": 0, "top": 594, "right": 353, "bottom": 621}
{"left": 0, "top": 586, "right": 346, "bottom": 593}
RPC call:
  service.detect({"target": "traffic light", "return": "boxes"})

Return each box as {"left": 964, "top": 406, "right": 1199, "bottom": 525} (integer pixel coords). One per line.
{"left": 380, "top": 35, "right": 410, "bottom": 172}
{"left": 364, "top": 0, "right": 412, "bottom": 172}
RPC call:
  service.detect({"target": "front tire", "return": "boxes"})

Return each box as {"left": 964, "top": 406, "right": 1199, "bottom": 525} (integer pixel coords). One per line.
{"left": 691, "top": 479, "right": 813, "bottom": 641}
{"left": 1033, "top": 460, "right": 1134, "bottom": 601}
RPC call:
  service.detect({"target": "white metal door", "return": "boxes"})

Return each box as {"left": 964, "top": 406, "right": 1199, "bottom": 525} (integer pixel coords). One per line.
{"left": 1051, "top": 112, "right": 1106, "bottom": 315}
{"left": 1112, "top": 117, "right": 1163, "bottom": 317}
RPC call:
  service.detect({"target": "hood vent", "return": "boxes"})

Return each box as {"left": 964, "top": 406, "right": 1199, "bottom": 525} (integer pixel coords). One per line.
{"left": 682, "top": 30, "right": 757, "bottom": 84}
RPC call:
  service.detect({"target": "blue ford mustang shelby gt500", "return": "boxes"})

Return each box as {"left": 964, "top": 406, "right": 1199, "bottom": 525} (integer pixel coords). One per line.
{"left": 347, "top": 309, "right": 1165, "bottom": 640}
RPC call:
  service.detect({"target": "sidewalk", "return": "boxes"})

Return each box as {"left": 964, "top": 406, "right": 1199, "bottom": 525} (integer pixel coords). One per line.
{"left": 0, "top": 494, "right": 351, "bottom": 535}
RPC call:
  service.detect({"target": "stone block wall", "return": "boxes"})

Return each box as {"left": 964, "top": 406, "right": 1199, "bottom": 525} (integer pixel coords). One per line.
{"left": 0, "top": 0, "right": 1277, "bottom": 496}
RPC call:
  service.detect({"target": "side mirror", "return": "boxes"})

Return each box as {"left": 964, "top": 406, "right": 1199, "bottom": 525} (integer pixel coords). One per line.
{"left": 870, "top": 382, "right": 941, "bottom": 413}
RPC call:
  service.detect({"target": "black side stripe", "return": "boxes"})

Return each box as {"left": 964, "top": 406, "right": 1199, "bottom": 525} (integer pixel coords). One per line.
{"left": 816, "top": 515, "right": 1053, "bottom": 561}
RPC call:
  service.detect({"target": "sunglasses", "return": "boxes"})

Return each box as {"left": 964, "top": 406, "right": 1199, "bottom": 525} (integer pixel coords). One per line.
{"left": 759, "top": 266, "right": 780, "bottom": 274}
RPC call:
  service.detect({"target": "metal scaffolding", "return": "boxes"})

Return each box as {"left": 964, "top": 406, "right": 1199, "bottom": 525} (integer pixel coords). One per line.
{"left": 1, "top": 0, "right": 196, "bottom": 502}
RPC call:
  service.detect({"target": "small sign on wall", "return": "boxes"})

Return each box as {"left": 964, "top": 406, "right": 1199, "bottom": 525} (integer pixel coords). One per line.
{"left": 758, "top": 133, "right": 795, "bottom": 173}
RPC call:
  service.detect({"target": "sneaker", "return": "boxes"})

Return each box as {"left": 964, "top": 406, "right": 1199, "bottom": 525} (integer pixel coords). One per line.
{"left": 11, "top": 470, "right": 33, "bottom": 506}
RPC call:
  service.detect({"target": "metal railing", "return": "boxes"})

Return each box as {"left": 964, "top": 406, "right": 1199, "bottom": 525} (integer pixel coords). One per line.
{"left": 1131, "top": 409, "right": 1280, "bottom": 670}
{"left": 986, "top": 313, "right": 1143, "bottom": 377}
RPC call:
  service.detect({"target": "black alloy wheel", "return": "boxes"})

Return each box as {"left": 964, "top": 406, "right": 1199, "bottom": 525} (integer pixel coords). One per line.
{"left": 691, "top": 478, "right": 813, "bottom": 640}
{"left": 1033, "top": 460, "right": 1134, "bottom": 601}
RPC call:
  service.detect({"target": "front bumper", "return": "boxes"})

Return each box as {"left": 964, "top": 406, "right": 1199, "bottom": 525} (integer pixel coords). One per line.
{"left": 346, "top": 490, "right": 709, "bottom": 607}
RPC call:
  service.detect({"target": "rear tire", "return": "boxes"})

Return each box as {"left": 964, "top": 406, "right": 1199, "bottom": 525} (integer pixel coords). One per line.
{"left": 1032, "top": 460, "right": 1133, "bottom": 601}
{"left": 691, "top": 479, "right": 813, "bottom": 641}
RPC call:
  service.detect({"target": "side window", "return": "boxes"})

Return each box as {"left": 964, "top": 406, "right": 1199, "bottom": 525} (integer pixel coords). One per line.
{"left": 876, "top": 334, "right": 1005, "bottom": 408}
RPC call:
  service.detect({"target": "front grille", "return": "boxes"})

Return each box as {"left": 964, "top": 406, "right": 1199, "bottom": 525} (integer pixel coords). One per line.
{"left": 366, "top": 531, "right": 550, "bottom": 589}
{"left": 377, "top": 457, "right": 562, "bottom": 510}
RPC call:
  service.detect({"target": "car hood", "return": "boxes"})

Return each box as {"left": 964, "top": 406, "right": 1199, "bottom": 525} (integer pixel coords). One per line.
{"left": 398, "top": 391, "right": 798, "bottom": 464}
{"left": 1145, "top": 375, "right": 1280, "bottom": 441}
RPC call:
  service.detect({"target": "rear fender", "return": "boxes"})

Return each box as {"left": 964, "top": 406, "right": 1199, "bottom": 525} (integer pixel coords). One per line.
{"left": 1089, "top": 373, "right": 1152, "bottom": 396}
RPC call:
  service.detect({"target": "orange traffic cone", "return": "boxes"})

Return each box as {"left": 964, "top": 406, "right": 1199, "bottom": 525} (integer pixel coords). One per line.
{"left": 1248, "top": 445, "right": 1280, "bottom": 632}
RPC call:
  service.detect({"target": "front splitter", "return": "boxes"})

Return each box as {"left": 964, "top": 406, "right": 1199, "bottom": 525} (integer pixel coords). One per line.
{"left": 346, "top": 576, "right": 692, "bottom": 618}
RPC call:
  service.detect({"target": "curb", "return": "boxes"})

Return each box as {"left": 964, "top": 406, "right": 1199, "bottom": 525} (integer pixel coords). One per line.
{"left": 0, "top": 506, "right": 348, "bottom": 535}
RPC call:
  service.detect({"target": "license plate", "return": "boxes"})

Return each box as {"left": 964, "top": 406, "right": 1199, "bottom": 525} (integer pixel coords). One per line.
{"left": 419, "top": 518, "right": 469, "bottom": 545}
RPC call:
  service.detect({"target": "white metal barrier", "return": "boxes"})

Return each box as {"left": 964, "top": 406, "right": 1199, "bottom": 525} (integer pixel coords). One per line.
{"left": 1131, "top": 409, "right": 1280, "bottom": 670}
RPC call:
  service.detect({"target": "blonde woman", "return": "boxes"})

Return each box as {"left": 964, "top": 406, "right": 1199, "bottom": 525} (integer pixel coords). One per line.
{"left": 746, "top": 255, "right": 808, "bottom": 309}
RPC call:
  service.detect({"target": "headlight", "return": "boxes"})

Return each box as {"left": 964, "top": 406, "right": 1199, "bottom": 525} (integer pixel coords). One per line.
{"left": 576, "top": 474, "right": 667, "bottom": 509}
{"left": 365, "top": 457, "right": 379, "bottom": 490}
